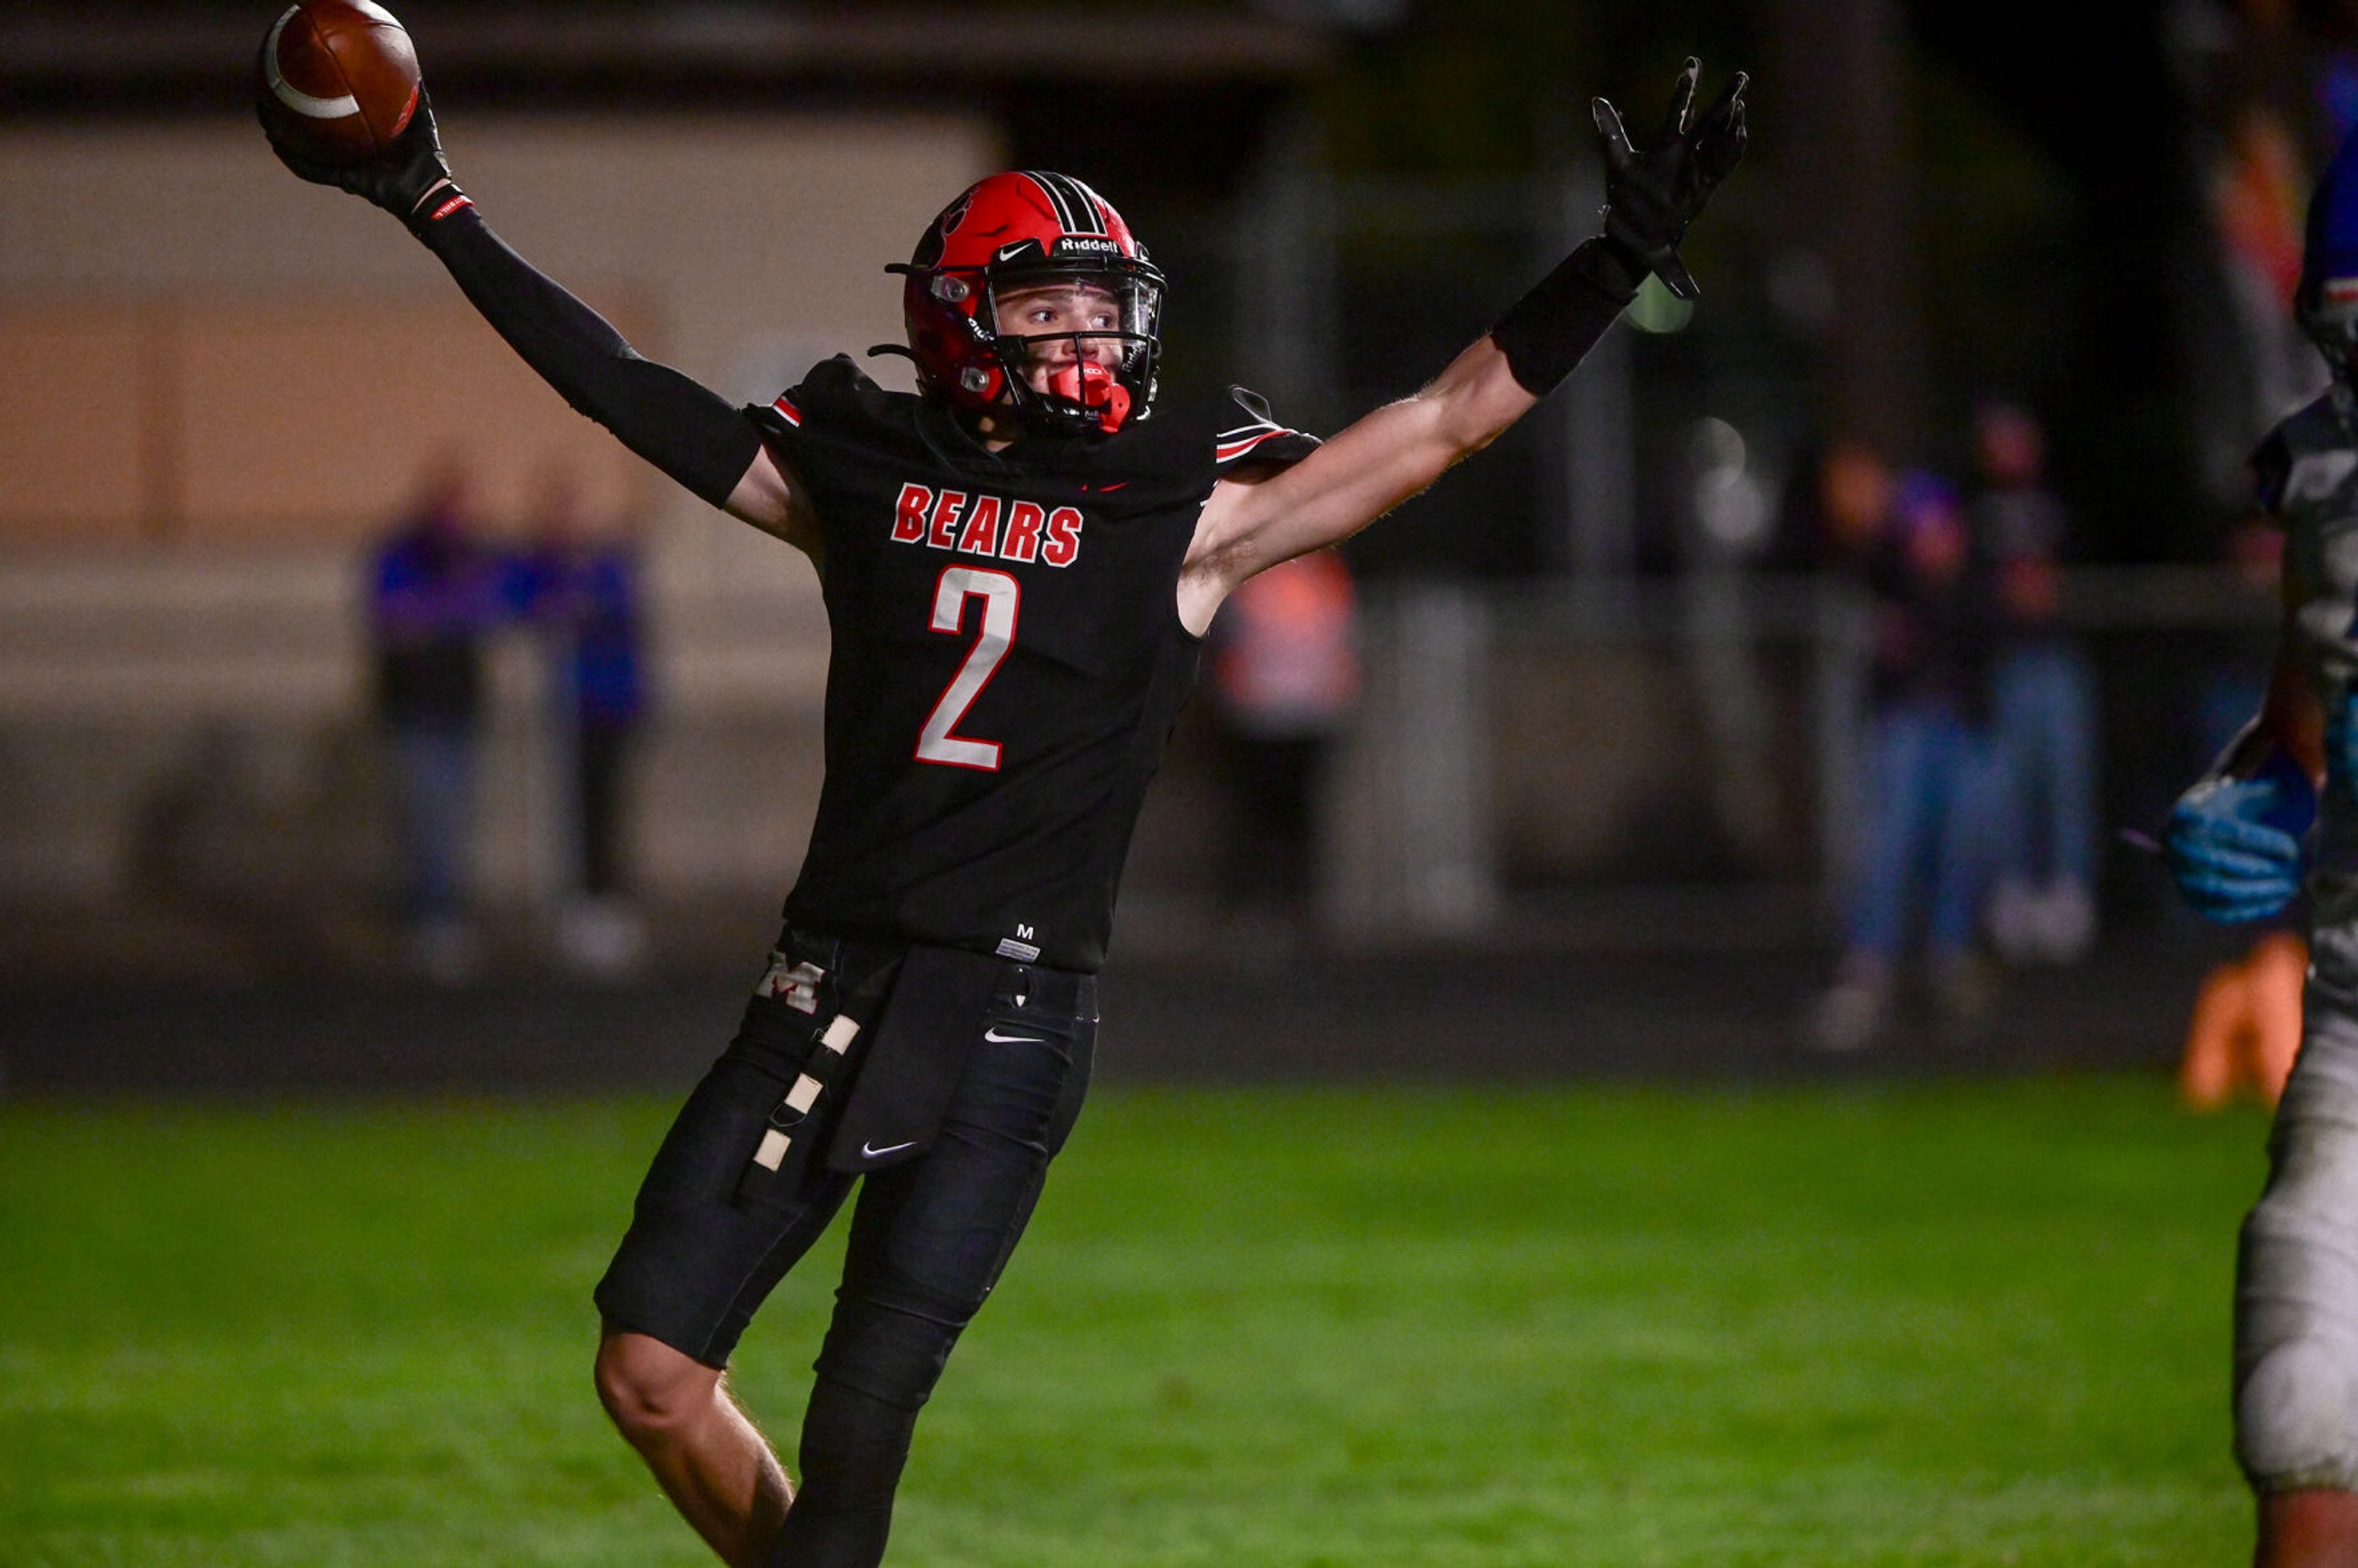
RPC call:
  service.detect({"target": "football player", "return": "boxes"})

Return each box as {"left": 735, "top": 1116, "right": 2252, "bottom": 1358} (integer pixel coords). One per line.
{"left": 265, "top": 56, "right": 1745, "bottom": 1568}
{"left": 2165, "top": 123, "right": 2358, "bottom": 1568}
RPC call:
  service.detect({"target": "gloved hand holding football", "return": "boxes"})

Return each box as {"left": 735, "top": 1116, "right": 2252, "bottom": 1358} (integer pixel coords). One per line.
{"left": 256, "top": 0, "right": 465, "bottom": 231}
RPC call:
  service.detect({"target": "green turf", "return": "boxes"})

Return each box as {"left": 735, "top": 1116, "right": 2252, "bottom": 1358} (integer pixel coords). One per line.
{"left": 0, "top": 1078, "right": 2270, "bottom": 1566}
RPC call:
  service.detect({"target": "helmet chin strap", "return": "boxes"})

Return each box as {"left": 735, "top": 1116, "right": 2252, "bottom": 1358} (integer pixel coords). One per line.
{"left": 1045, "top": 360, "right": 1131, "bottom": 433}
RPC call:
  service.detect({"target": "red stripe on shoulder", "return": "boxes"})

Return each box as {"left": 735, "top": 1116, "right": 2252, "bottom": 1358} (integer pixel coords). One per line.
{"left": 1216, "top": 427, "right": 1299, "bottom": 463}
{"left": 771, "top": 395, "right": 803, "bottom": 427}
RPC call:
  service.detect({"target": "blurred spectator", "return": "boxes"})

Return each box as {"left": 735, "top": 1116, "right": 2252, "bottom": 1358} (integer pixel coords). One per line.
{"left": 509, "top": 473, "right": 650, "bottom": 977}
{"left": 1813, "top": 437, "right": 1894, "bottom": 565}
{"left": 369, "top": 460, "right": 505, "bottom": 982}
{"left": 2172, "top": 0, "right": 2338, "bottom": 508}
{"left": 2214, "top": 103, "right": 2328, "bottom": 431}
{"left": 1811, "top": 459, "right": 2006, "bottom": 1052}
{"left": 1207, "top": 549, "right": 1360, "bottom": 943}
{"left": 1974, "top": 401, "right": 2099, "bottom": 966}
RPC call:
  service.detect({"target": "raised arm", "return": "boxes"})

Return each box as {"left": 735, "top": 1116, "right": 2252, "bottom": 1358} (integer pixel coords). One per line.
{"left": 260, "top": 90, "right": 813, "bottom": 551}
{"left": 1178, "top": 60, "right": 1746, "bottom": 632}
{"left": 1180, "top": 335, "right": 1540, "bottom": 620}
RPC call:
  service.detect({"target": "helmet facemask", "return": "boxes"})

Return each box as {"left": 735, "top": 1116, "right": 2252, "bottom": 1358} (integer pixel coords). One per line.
{"left": 980, "top": 262, "right": 1162, "bottom": 435}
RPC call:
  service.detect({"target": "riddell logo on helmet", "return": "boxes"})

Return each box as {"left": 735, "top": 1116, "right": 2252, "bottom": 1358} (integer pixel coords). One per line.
{"left": 890, "top": 483, "right": 1083, "bottom": 567}
{"left": 1053, "top": 236, "right": 1121, "bottom": 255}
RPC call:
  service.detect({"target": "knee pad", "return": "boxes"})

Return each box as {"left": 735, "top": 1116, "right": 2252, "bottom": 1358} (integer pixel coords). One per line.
{"left": 2238, "top": 1341, "right": 2358, "bottom": 1490}
{"left": 812, "top": 1297, "right": 959, "bottom": 1411}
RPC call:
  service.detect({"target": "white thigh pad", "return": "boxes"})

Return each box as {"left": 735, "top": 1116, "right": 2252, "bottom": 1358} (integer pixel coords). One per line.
{"left": 2236, "top": 1003, "right": 2358, "bottom": 1491}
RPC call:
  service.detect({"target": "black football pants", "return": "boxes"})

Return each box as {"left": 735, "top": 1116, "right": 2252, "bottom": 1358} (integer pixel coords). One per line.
{"left": 594, "top": 931, "right": 1095, "bottom": 1568}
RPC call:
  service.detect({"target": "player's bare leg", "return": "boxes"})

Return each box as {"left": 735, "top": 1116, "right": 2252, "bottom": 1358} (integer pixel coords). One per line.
{"left": 595, "top": 1328, "right": 793, "bottom": 1567}
{"left": 2259, "top": 1489, "right": 2358, "bottom": 1567}
{"left": 2247, "top": 931, "right": 2309, "bottom": 1104}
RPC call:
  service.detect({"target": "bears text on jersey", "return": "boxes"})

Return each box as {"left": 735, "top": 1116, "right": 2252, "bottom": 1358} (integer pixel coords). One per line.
{"left": 891, "top": 482, "right": 1083, "bottom": 567}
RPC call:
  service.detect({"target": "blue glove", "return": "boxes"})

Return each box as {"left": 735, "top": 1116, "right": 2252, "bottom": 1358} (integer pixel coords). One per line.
{"left": 2163, "top": 748, "right": 2315, "bottom": 922}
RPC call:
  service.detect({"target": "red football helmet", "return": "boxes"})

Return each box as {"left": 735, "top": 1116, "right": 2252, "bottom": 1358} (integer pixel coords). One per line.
{"left": 890, "top": 171, "right": 1164, "bottom": 436}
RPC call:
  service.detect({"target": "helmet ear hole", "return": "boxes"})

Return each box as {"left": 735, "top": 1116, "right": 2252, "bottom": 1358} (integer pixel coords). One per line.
{"left": 933, "top": 275, "right": 970, "bottom": 303}
{"left": 959, "top": 365, "right": 994, "bottom": 394}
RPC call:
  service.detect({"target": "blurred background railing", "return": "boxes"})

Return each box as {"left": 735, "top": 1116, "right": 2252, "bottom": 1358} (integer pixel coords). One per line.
{"left": 0, "top": 550, "right": 2271, "bottom": 974}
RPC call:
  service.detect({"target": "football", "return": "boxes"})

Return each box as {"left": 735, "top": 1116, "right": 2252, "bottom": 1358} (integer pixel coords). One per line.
{"left": 256, "top": 0, "right": 422, "bottom": 166}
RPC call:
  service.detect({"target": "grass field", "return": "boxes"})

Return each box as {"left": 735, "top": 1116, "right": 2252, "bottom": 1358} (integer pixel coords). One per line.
{"left": 0, "top": 1077, "right": 2271, "bottom": 1566}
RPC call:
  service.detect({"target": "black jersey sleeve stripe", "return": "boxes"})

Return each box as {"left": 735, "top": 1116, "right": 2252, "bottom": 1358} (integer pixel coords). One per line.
{"left": 1213, "top": 385, "right": 1317, "bottom": 470}
{"left": 1216, "top": 427, "right": 1317, "bottom": 464}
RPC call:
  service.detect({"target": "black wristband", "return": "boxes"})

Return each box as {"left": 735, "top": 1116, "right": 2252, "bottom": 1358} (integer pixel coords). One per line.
{"left": 416, "top": 206, "right": 763, "bottom": 510}
{"left": 1488, "top": 236, "right": 1648, "bottom": 397}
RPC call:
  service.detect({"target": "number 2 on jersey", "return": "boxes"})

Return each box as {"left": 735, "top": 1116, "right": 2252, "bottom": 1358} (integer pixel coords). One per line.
{"left": 917, "top": 567, "right": 1020, "bottom": 770}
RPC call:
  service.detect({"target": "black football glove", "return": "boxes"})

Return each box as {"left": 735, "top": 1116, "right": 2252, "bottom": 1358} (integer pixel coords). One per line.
{"left": 259, "top": 74, "right": 464, "bottom": 235}
{"left": 1591, "top": 58, "right": 1748, "bottom": 301}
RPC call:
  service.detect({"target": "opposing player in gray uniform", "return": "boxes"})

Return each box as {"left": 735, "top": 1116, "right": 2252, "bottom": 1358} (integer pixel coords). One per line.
{"left": 2165, "top": 128, "right": 2358, "bottom": 1568}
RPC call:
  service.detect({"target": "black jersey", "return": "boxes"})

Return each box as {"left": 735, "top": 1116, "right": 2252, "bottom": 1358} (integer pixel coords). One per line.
{"left": 748, "top": 356, "right": 1317, "bottom": 972}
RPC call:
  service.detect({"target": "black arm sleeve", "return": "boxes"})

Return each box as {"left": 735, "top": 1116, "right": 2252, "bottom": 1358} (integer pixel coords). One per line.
{"left": 416, "top": 206, "right": 763, "bottom": 510}
{"left": 1487, "top": 236, "right": 1647, "bottom": 398}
